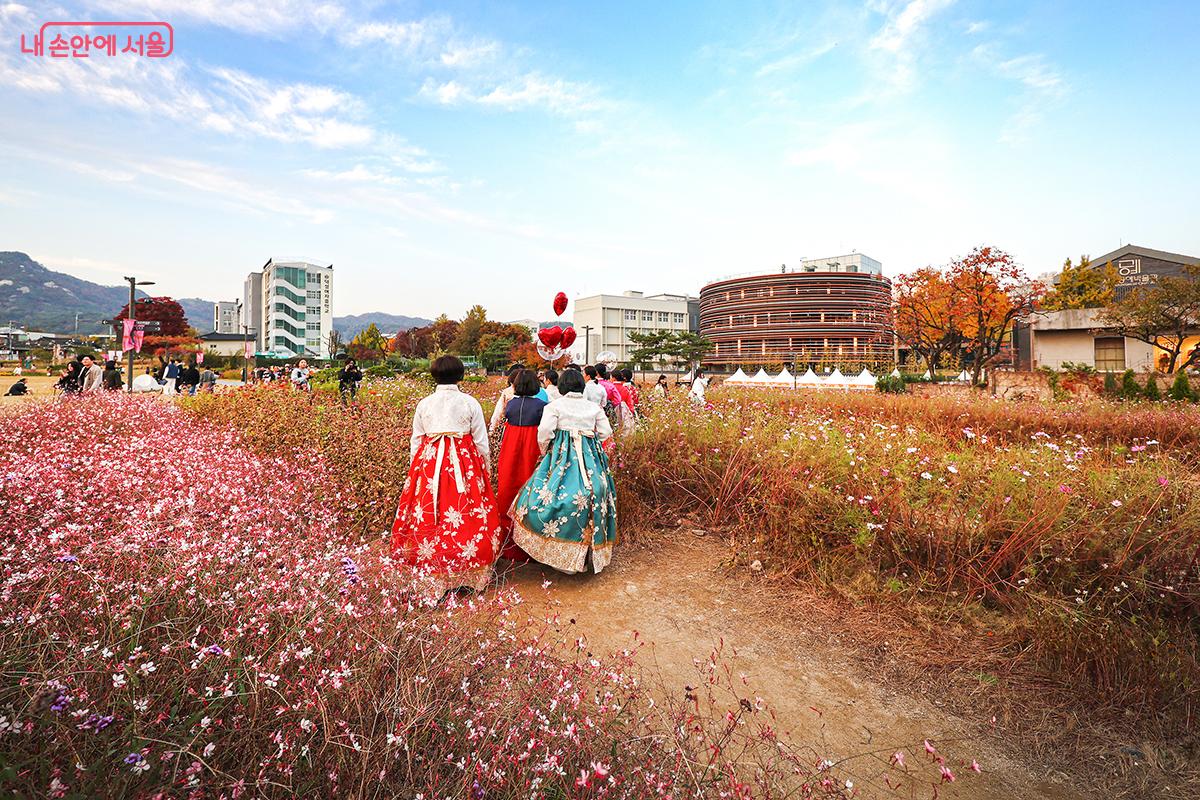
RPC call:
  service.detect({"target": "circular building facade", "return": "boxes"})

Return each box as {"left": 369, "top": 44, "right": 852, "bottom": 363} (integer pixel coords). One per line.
{"left": 699, "top": 270, "right": 894, "bottom": 370}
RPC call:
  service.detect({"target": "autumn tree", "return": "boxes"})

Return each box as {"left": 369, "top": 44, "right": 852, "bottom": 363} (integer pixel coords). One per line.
{"left": 949, "top": 246, "right": 1042, "bottom": 385}
{"left": 451, "top": 305, "right": 489, "bottom": 355}
{"left": 1039, "top": 256, "right": 1118, "bottom": 310}
{"left": 1100, "top": 264, "right": 1200, "bottom": 373}
{"left": 114, "top": 296, "right": 197, "bottom": 355}
{"left": 892, "top": 267, "right": 958, "bottom": 376}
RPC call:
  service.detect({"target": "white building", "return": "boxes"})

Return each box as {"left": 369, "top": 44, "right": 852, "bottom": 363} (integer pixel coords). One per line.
{"left": 247, "top": 257, "right": 334, "bottom": 359}
{"left": 239, "top": 272, "right": 264, "bottom": 350}
{"left": 213, "top": 301, "right": 239, "bottom": 334}
{"left": 798, "top": 253, "right": 883, "bottom": 275}
{"left": 572, "top": 291, "right": 699, "bottom": 364}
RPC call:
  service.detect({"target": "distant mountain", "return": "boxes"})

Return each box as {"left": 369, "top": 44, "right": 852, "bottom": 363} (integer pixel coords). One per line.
{"left": 335, "top": 312, "right": 431, "bottom": 340}
{"left": 2, "top": 251, "right": 431, "bottom": 339}
{"left": 178, "top": 298, "right": 218, "bottom": 334}
{"left": 0, "top": 251, "right": 142, "bottom": 334}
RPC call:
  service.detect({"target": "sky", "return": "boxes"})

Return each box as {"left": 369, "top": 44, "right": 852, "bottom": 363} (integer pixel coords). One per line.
{"left": 1, "top": 0, "right": 1198, "bottom": 320}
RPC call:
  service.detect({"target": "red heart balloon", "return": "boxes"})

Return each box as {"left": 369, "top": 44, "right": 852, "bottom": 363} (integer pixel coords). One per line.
{"left": 538, "top": 326, "right": 563, "bottom": 348}
{"left": 560, "top": 327, "right": 577, "bottom": 348}
{"left": 553, "top": 292, "right": 568, "bottom": 317}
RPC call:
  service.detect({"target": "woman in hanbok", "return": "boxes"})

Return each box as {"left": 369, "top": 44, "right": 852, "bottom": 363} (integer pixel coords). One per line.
{"left": 512, "top": 369, "right": 618, "bottom": 575}
{"left": 495, "top": 370, "right": 546, "bottom": 562}
{"left": 488, "top": 364, "right": 523, "bottom": 433}
{"left": 392, "top": 356, "right": 501, "bottom": 594}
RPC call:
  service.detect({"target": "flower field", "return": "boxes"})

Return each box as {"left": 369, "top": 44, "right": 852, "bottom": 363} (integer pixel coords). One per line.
{"left": 2, "top": 392, "right": 966, "bottom": 798}
{"left": 7, "top": 379, "right": 1196, "bottom": 796}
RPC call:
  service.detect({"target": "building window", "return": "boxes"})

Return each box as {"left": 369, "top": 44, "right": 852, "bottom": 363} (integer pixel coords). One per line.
{"left": 624, "top": 309, "right": 637, "bottom": 322}
{"left": 1094, "top": 338, "right": 1125, "bottom": 372}
{"left": 641, "top": 311, "right": 654, "bottom": 321}
{"left": 658, "top": 311, "right": 669, "bottom": 322}
{"left": 673, "top": 313, "right": 685, "bottom": 324}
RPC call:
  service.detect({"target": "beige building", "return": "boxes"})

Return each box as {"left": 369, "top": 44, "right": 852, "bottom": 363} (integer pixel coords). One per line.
{"left": 572, "top": 291, "right": 699, "bottom": 365}
{"left": 1023, "top": 308, "right": 1178, "bottom": 372}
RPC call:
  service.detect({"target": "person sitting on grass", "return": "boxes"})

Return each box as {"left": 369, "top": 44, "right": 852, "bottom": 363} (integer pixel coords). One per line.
{"left": 5, "top": 378, "right": 29, "bottom": 396}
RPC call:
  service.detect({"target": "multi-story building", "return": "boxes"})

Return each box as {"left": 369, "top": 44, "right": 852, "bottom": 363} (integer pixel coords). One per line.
{"left": 699, "top": 254, "right": 894, "bottom": 371}
{"left": 572, "top": 291, "right": 699, "bottom": 365}
{"left": 239, "top": 272, "right": 264, "bottom": 351}
{"left": 246, "top": 258, "right": 334, "bottom": 359}
{"left": 213, "top": 301, "right": 239, "bottom": 334}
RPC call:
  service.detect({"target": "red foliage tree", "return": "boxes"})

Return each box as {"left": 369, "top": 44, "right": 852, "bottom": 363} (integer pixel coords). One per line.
{"left": 114, "top": 297, "right": 199, "bottom": 356}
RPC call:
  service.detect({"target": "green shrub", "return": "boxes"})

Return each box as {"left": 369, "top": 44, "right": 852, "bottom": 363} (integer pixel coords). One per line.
{"left": 1103, "top": 371, "right": 1118, "bottom": 395}
{"left": 1168, "top": 370, "right": 1197, "bottom": 402}
{"left": 1120, "top": 369, "right": 1141, "bottom": 400}
{"left": 875, "top": 375, "right": 907, "bottom": 393}
{"left": 1144, "top": 374, "right": 1162, "bottom": 401}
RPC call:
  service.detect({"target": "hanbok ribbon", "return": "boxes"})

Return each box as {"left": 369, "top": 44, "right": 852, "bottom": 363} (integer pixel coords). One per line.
{"left": 568, "top": 429, "right": 595, "bottom": 493}
{"left": 427, "top": 432, "right": 467, "bottom": 523}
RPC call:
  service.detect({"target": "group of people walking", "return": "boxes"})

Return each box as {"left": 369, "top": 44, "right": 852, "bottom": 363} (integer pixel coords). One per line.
{"left": 390, "top": 357, "right": 625, "bottom": 596}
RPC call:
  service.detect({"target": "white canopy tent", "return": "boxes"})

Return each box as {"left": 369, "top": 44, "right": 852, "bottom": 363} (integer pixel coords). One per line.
{"left": 853, "top": 368, "right": 877, "bottom": 388}
{"left": 773, "top": 367, "right": 795, "bottom": 385}
{"left": 890, "top": 368, "right": 901, "bottom": 378}
{"left": 748, "top": 368, "right": 772, "bottom": 384}
{"left": 726, "top": 368, "right": 749, "bottom": 384}
{"left": 825, "top": 368, "right": 848, "bottom": 387}
{"left": 797, "top": 368, "right": 822, "bottom": 386}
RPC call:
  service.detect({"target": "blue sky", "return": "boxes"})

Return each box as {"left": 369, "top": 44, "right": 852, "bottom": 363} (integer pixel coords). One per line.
{"left": 1, "top": 0, "right": 1198, "bottom": 320}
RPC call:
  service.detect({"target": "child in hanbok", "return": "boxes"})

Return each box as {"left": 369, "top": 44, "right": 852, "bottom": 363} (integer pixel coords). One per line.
{"left": 495, "top": 370, "right": 546, "bottom": 562}
{"left": 512, "top": 369, "right": 618, "bottom": 575}
{"left": 392, "top": 356, "right": 501, "bottom": 594}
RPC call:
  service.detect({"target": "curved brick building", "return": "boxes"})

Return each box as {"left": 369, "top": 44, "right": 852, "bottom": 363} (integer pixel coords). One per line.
{"left": 699, "top": 254, "right": 894, "bottom": 370}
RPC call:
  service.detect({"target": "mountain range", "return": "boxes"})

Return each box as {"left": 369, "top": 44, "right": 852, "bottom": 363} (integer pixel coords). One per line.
{"left": 0, "top": 252, "right": 430, "bottom": 339}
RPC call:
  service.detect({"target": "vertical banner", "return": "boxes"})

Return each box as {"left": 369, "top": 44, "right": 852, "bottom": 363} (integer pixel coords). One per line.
{"left": 196, "top": 351, "right": 204, "bottom": 365}
{"left": 122, "top": 319, "right": 136, "bottom": 352}
{"left": 244, "top": 340, "right": 254, "bottom": 359}
{"left": 132, "top": 328, "right": 145, "bottom": 353}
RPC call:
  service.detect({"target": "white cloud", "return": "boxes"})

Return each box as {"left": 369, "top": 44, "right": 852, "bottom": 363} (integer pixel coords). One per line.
{"left": 418, "top": 73, "right": 608, "bottom": 116}
{"left": 866, "top": 0, "right": 957, "bottom": 92}
{"left": 971, "top": 46, "right": 1068, "bottom": 144}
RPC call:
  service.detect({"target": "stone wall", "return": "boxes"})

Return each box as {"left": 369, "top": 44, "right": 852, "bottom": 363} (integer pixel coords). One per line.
{"left": 989, "top": 369, "right": 1200, "bottom": 401}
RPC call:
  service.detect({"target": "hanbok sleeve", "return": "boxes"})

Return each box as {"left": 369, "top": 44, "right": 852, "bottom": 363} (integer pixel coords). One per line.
{"left": 489, "top": 390, "right": 506, "bottom": 432}
{"left": 537, "top": 402, "right": 560, "bottom": 452}
{"left": 469, "top": 398, "right": 491, "bottom": 466}
{"left": 410, "top": 401, "right": 426, "bottom": 462}
{"left": 594, "top": 405, "right": 613, "bottom": 442}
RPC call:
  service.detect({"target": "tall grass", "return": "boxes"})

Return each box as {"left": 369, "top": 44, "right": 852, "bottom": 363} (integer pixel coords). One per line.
{"left": 617, "top": 389, "right": 1200, "bottom": 726}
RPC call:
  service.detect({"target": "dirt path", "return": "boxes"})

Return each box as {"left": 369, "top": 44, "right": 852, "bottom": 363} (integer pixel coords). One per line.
{"left": 499, "top": 536, "right": 1082, "bottom": 800}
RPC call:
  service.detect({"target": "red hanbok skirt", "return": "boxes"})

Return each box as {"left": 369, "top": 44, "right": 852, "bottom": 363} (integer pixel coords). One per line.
{"left": 391, "top": 433, "right": 501, "bottom": 593}
{"left": 495, "top": 424, "right": 542, "bottom": 561}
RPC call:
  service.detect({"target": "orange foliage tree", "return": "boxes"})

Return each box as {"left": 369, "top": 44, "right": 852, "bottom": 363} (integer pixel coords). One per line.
{"left": 947, "top": 246, "right": 1043, "bottom": 385}
{"left": 893, "top": 267, "right": 959, "bottom": 375}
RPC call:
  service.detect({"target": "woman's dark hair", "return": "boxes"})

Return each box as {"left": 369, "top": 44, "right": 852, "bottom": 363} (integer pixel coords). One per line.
{"left": 544, "top": 369, "right": 558, "bottom": 386}
{"left": 558, "top": 369, "right": 586, "bottom": 394}
{"left": 657, "top": 374, "right": 667, "bottom": 384}
{"left": 430, "top": 355, "right": 465, "bottom": 384}
{"left": 105, "top": 360, "right": 116, "bottom": 370}
{"left": 621, "top": 368, "right": 634, "bottom": 381}
{"left": 513, "top": 369, "right": 541, "bottom": 397}
{"left": 595, "top": 363, "right": 609, "bottom": 379}
{"left": 584, "top": 365, "right": 598, "bottom": 379}
{"left": 565, "top": 363, "right": 582, "bottom": 372}
{"left": 506, "top": 364, "right": 523, "bottom": 385}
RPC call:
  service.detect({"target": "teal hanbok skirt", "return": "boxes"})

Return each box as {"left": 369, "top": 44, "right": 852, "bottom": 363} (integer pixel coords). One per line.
{"left": 511, "top": 428, "right": 618, "bottom": 574}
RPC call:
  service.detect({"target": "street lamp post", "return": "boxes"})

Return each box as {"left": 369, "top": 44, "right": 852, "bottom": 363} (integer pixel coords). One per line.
{"left": 581, "top": 325, "right": 593, "bottom": 363}
{"left": 123, "top": 277, "right": 155, "bottom": 392}
{"left": 241, "top": 324, "right": 257, "bottom": 383}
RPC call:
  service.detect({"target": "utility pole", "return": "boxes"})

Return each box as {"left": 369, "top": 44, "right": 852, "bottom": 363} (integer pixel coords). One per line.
{"left": 241, "top": 323, "right": 255, "bottom": 383}
{"left": 582, "top": 325, "right": 593, "bottom": 363}
{"left": 123, "top": 276, "right": 155, "bottom": 392}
